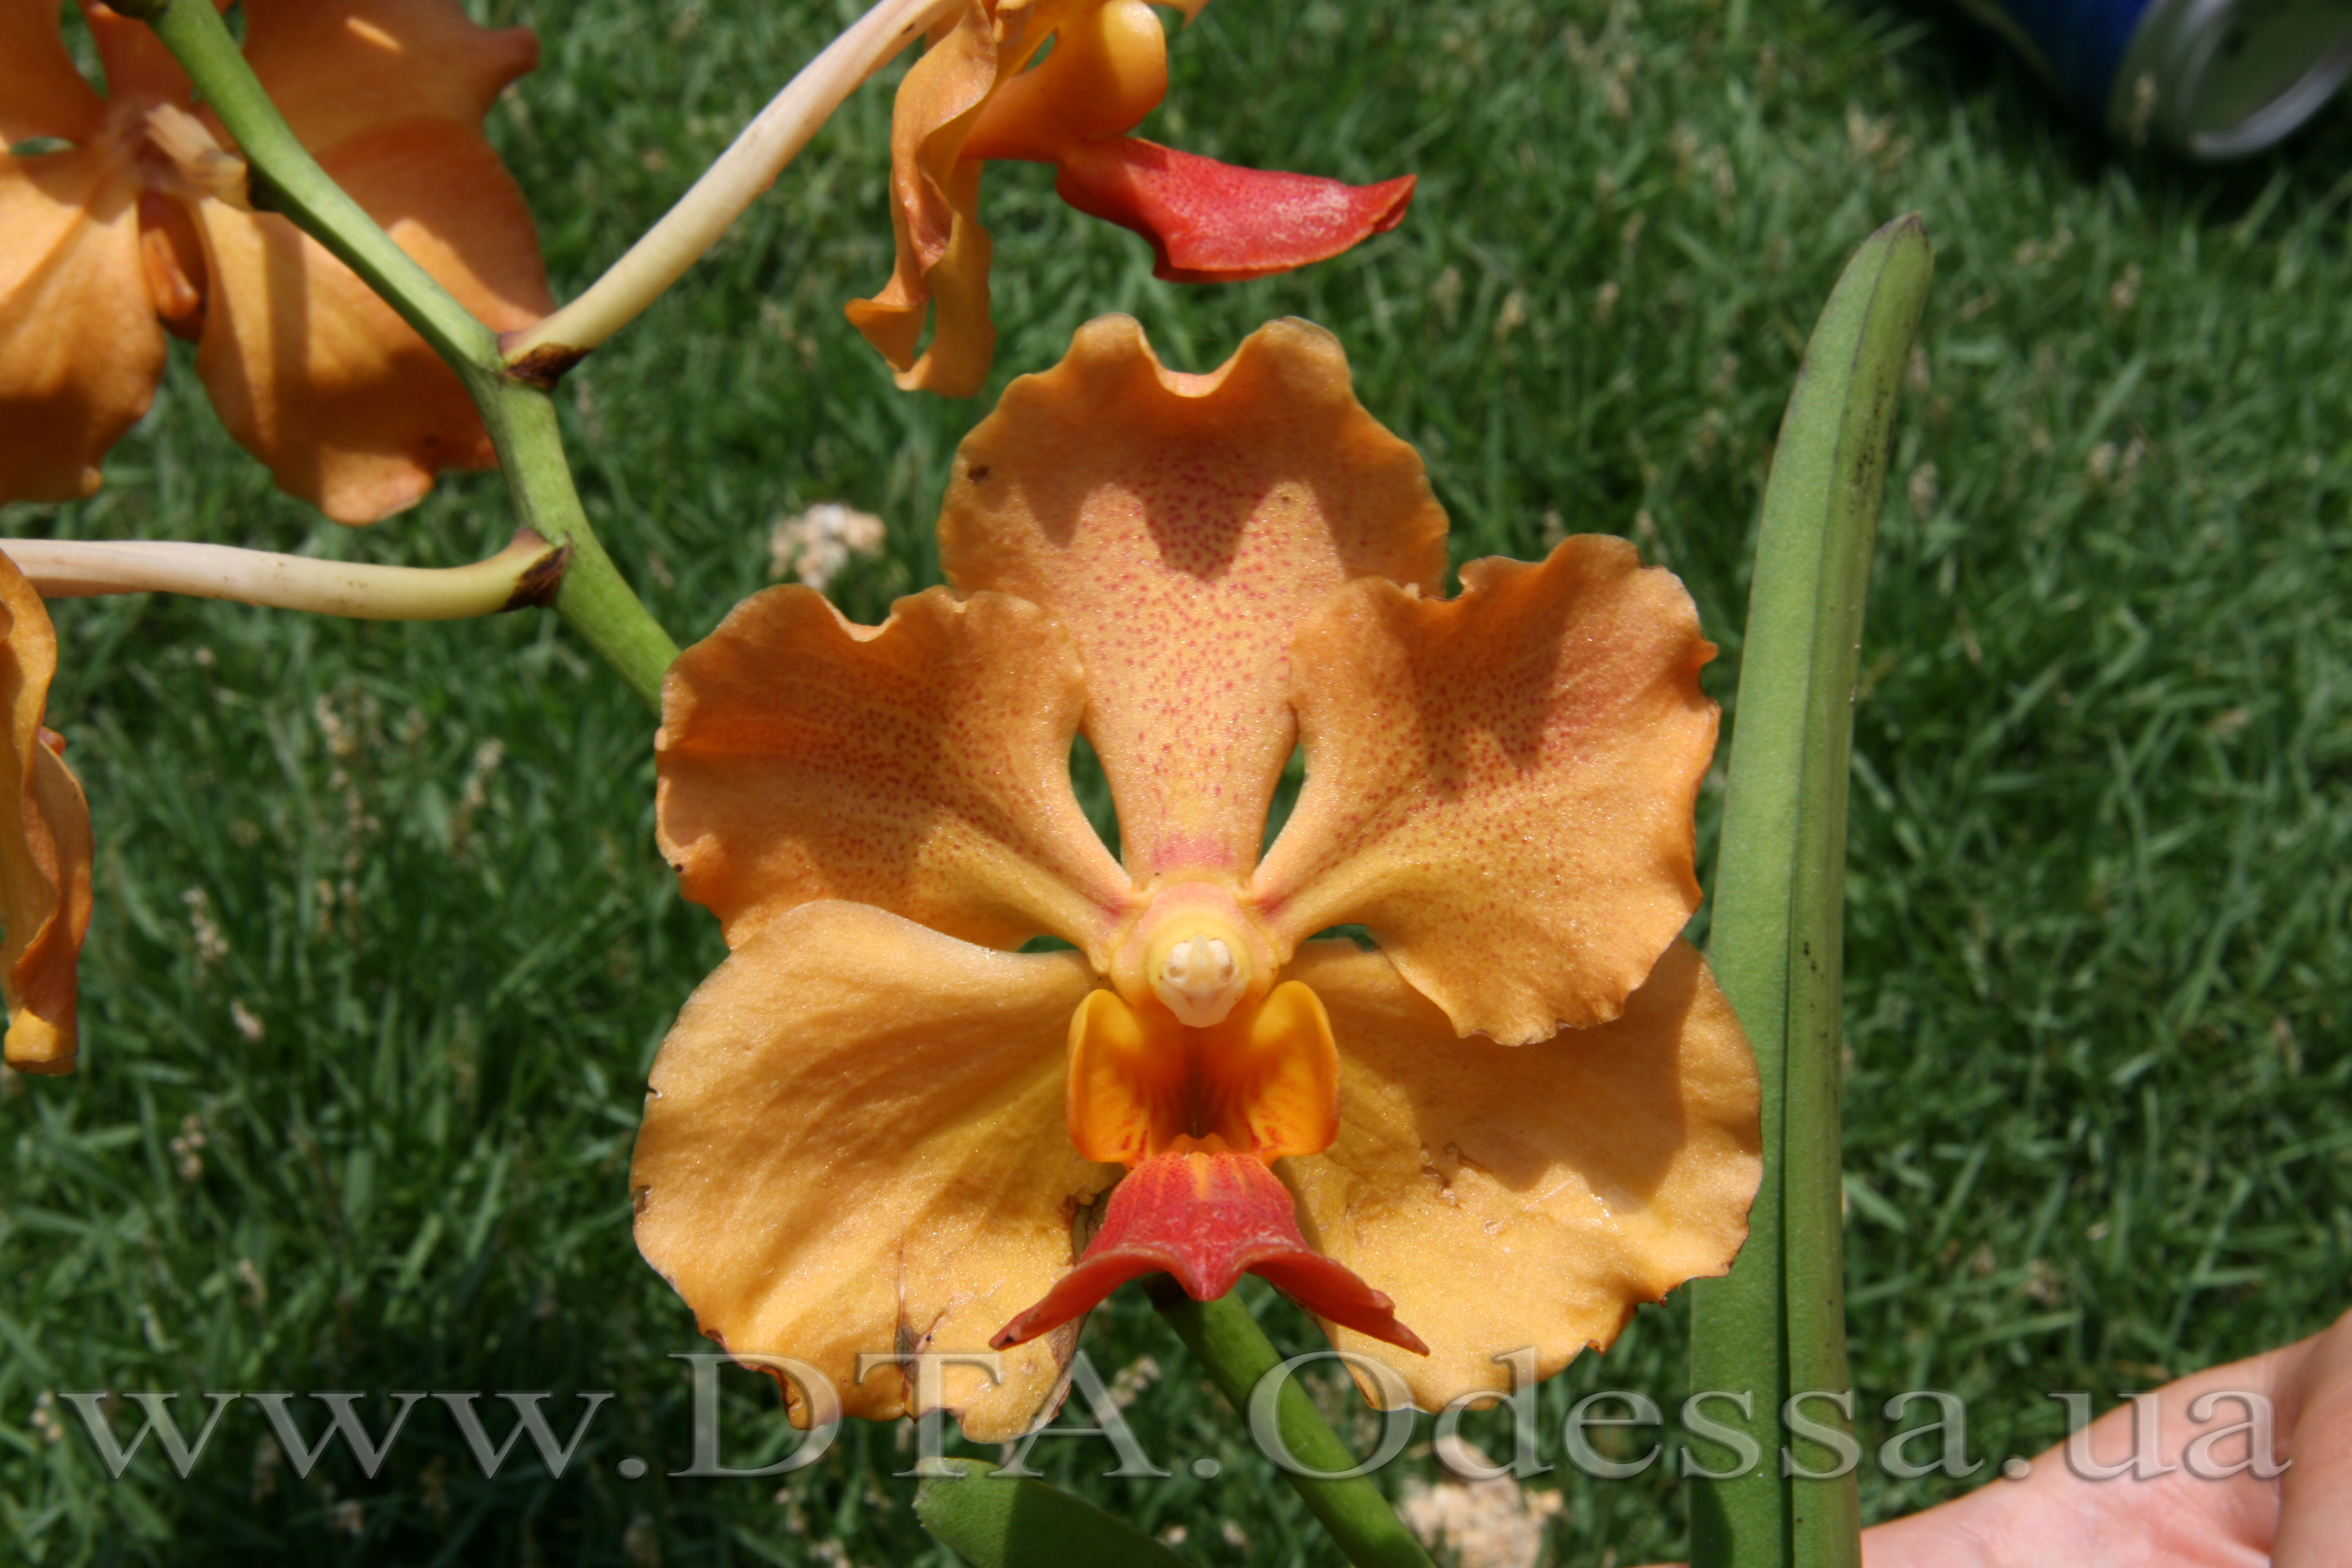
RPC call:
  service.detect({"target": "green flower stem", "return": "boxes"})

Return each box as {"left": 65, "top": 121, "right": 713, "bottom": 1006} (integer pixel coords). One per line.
{"left": 1151, "top": 1288, "right": 1435, "bottom": 1568}
{"left": 475, "top": 382, "right": 680, "bottom": 709}
{"left": 1686, "top": 215, "right": 1933, "bottom": 1568}
{"left": 915, "top": 1458, "right": 1194, "bottom": 1568}
{"left": 132, "top": 0, "right": 681, "bottom": 711}
{"left": 2, "top": 530, "right": 562, "bottom": 618}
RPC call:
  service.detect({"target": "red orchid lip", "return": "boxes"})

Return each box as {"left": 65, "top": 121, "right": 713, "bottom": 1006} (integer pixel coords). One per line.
{"left": 993, "top": 1146, "right": 1428, "bottom": 1355}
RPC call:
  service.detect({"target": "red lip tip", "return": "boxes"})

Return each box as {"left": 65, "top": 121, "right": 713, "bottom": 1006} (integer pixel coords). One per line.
{"left": 995, "top": 1149, "right": 1428, "bottom": 1355}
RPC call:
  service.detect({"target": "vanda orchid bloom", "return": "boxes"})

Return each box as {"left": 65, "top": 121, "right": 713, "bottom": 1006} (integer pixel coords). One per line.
{"left": 0, "top": 0, "right": 551, "bottom": 523}
{"left": 849, "top": 0, "right": 1413, "bottom": 397}
{"left": 0, "top": 550, "right": 91, "bottom": 1077}
{"left": 632, "top": 316, "right": 1762, "bottom": 1439}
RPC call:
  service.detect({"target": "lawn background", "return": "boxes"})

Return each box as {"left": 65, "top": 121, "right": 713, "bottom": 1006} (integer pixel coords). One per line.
{"left": 6, "top": 0, "right": 2352, "bottom": 1562}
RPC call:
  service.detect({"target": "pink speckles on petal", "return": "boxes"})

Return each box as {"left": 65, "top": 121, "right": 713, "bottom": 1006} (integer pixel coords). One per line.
{"left": 1251, "top": 536, "right": 1720, "bottom": 1044}
{"left": 939, "top": 316, "right": 1446, "bottom": 878}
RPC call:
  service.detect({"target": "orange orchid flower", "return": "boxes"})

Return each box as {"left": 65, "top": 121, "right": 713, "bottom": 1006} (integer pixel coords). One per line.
{"left": 0, "top": 549, "right": 91, "bottom": 1076}
{"left": 1, "top": 0, "right": 552, "bottom": 523}
{"left": 848, "top": 0, "right": 1414, "bottom": 398}
{"left": 632, "top": 316, "right": 1761, "bottom": 1440}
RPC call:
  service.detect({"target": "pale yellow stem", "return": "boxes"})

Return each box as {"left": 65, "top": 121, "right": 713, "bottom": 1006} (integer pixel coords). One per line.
{"left": 501, "top": 0, "right": 963, "bottom": 373}
{"left": 1, "top": 532, "right": 566, "bottom": 620}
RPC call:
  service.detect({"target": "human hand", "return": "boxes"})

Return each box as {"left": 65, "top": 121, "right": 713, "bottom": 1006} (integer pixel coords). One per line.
{"left": 1861, "top": 1307, "right": 2352, "bottom": 1567}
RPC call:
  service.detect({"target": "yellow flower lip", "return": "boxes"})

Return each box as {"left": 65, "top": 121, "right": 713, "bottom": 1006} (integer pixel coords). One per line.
{"left": 1108, "top": 878, "right": 1273, "bottom": 1025}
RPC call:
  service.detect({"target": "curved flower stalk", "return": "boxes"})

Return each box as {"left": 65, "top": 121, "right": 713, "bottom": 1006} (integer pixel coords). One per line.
{"left": 849, "top": 0, "right": 1414, "bottom": 396}
{"left": 633, "top": 316, "right": 1760, "bottom": 1440}
{"left": 0, "top": 0, "right": 552, "bottom": 522}
{"left": 0, "top": 551, "right": 91, "bottom": 1076}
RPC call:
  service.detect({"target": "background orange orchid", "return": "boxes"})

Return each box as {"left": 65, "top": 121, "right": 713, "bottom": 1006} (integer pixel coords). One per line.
{"left": 0, "top": 550, "right": 89, "bottom": 1077}
{"left": 632, "top": 315, "right": 1760, "bottom": 1439}
{"left": 0, "top": 0, "right": 550, "bottom": 522}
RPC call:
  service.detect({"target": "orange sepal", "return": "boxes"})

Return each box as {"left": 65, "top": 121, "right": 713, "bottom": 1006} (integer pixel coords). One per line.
{"left": 1254, "top": 536, "right": 1720, "bottom": 1044}
{"left": 189, "top": 117, "right": 552, "bottom": 523}
{"left": 993, "top": 1146, "right": 1426, "bottom": 1355}
{"left": 1054, "top": 140, "right": 1415, "bottom": 284}
{"left": 0, "top": 143, "right": 167, "bottom": 506}
{"left": 941, "top": 315, "right": 1446, "bottom": 878}
{"left": 0, "top": 554, "right": 93, "bottom": 1075}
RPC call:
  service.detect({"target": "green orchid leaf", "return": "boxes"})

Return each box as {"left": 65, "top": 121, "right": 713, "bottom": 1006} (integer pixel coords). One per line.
{"left": 1688, "top": 213, "right": 1935, "bottom": 1568}
{"left": 915, "top": 1457, "right": 1195, "bottom": 1568}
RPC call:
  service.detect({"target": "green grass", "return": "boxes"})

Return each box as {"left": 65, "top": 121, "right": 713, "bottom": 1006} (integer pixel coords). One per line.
{"left": 6, "top": 0, "right": 2352, "bottom": 1561}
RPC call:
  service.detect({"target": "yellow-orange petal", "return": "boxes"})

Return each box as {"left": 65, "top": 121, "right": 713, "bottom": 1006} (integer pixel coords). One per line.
{"left": 189, "top": 117, "right": 552, "bottom": 523}
{"left": 940, "top": 315, "right": 1448, "bottom": 880}
{"left": 0, "top": 554, "right": 93, "bottom": 1075}
{"left": 1, "top": 0, "right": 105, "bottom": 145}
{"left": 0, "top": 143, "right": 168, "bottom": 506}
{"left": 237, "top": 0, "right": 538, "bottom": 153}
{"left": 844, "top": 0, "right": 1001, "bottom": 396}
{"left": 656, "top": 584, "right": 1134, "bottom": 962}
{"left": 1253, "top": 537, "right": 1719, "bottom": 1045}
{"left": 1279, "top": 938, "right": 1759, "bottom": 1411}
{"left": 630, "top": 900, "right": 1116, "bottom": 1442}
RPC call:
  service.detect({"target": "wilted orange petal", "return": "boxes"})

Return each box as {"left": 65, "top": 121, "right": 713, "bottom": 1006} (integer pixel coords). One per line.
{"left": 630, "top": 900, "right": 1115, "bottom": 1442}
{"left": 657, "top": 585, "right": 1133, "bottom": 961}
{"left": 1281, "top": 939, "right": 1759, "bottom": 1410}
{"left": 1254, "top": 537, "right": 1720, "bottom": 1045}
{"left": 237, "top": 0, "right": 538, "bottom": 153}
{"left": 1, "top": 0, "right": 105, "bottom": 145}
{"left": 993, "top": 1146, "right": 1425, "bottom": 1354}
{"left": 0, "top": 145, "right": 168, "bottom": 505}
{"left": 0, "top": 553, "right": 93, "bottom": 1076}
{"left": 1054, "top": 140, "right": 1414, "bottom": 284}
{"left": 190, "top": 117, "right": 552, "bottom": 523}
{"left": 844, "top": 0, "right": 1001, "bottom": 396}
{"left": 941, "top": 315, "right": 1446, "bottom": 878}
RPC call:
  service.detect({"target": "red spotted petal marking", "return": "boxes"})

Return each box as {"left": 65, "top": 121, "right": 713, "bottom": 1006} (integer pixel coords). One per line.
{"left": 993, "top": 1145, "right": 1428, "bottom": 1354}
{"left": 1052, "top": 139, "right": 1416, "bottom": 284}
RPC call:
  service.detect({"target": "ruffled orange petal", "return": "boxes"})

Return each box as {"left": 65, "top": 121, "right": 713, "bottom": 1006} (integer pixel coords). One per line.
{"left": 656, "top": 584, "right": 1134, "bottom": 961}
{"left": 630, "top": 900, "right": 1116, "bottom": 1442}
{"left": 236, "top": 0, "right": 538, "bottom": 152}
{"left": 940, "top": 315, "right": 1447, "bottom": 879}
{"left": 0, "top": 553, "right": 93, "bottom": 1075}
{"left": 0, "top": 143, "right": 168, "bottom": 505}
{"left": 1, "top": 0, "right": 105, "bottom": 145}
{"left": 1253, "top": 537, "right": 1719, "bottom": 1045}
{"left": 843, "top": 0, "right": 1002, "bottom": 396}
{"left": 189, "top": 117, "right": 552, "bottom": 523}
{"left": 1279, "top": 939, "right": 1759, "bottom": 1410}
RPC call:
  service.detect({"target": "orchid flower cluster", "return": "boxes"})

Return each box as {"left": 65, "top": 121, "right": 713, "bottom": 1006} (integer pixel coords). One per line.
{"left": 2, "top": 0, "right": 1779, "bottom": 1552}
